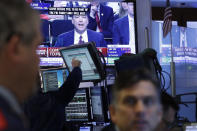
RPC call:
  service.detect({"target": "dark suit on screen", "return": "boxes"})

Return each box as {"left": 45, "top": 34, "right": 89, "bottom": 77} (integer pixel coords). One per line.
{"left": 54, "top": 29, "right": 106, "bottom": 47}
{"left": 113, "top": 15, "right": 130, "bottom": 45}
{"left": 88, "top": 4, "right": 114, "bottom": 38}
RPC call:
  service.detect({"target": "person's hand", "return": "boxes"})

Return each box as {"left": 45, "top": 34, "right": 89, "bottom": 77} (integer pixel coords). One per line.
{"left": 71, "top": 58, "right": 81, "bottom": 68}
{"left": 90, "top": 4, "right": 98, "bottom": 18}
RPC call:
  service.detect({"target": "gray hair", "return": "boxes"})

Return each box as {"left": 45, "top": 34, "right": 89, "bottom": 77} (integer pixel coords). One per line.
{"left": 0, "top": 0, "right": 40, "bottom": 49}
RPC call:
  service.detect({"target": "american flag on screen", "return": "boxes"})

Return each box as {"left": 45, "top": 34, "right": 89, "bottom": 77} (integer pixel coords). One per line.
{"left": 163, "top": 0, "right": 172, "bottom": 38}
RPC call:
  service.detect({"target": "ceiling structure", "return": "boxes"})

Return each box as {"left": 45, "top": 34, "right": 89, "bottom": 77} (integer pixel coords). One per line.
{"left": 151, "top": 0, "right": 197, "bottom": 8}
{"left": 152, "top": 0, "right": 197, "bottom": 26}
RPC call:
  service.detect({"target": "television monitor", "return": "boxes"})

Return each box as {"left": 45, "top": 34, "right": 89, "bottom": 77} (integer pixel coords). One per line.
{"left": 40, "top": 68, "right": 69, "bottom": 92}
{"left": 183, "top": 123, "right": 197, "bottom": 131}
{"left": 92, "top": 126, "right": 104, "bottom": 131}
{"left": 30, "top": 1, "right": 137, "bottom": 66}
{"left": 65, "top": 88, "right": 91, "bottom": 122}
{"left": 79, "top": 126, "right": 92, "bottom": 131}
{"left": 59, "top": 42, "right": 105, "bottom": 82}
{"left": 90, "top": 87, "right": 105, "bottom": 122}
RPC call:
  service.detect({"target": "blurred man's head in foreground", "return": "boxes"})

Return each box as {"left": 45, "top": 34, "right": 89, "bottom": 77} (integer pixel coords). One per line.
{"left": 0, "top": 0, "right": 42, "bottom": 103}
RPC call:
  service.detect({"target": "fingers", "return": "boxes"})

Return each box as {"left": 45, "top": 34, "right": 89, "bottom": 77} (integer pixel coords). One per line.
{"left": 71, "top": 58, "right": 81, "bottom": 68}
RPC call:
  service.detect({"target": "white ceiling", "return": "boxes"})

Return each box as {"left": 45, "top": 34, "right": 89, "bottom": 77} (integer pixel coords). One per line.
{"left": 151, "top": 0, "right": 197, "bottom": 8}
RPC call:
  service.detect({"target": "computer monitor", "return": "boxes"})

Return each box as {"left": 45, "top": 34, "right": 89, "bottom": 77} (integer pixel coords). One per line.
{"left": 40, "top": 68, "right": 68, "bottom": 92}
{"left": 79, "top": 126, "right": 92, "bottom": 131}
{"left": 59, "top": 42, "right": 105, "bottom": 82}
{"left": 184, "top": 123, "right": 197, "bottom": 131}
{"left": 90, "top": 87, "right": 105, "bottom": 122}
{"left": 65, "top": 88, "right": 91, "bottom": 122}
{"left": 92, "top": 125, "right": 104, "bottom": 131}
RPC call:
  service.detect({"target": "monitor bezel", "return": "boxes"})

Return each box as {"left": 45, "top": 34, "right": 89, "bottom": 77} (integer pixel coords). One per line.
{"left": 59, "top": 42, "right": 105, "bottom": 82}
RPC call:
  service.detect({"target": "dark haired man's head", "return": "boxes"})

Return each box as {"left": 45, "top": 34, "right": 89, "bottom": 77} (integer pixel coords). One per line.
{"left": 0, "top": 0, "right": 42, "bottom": 103}
{"left": 127, "top": 2, "right": 134, "bottom": 17}
{"left": 155, "top": 92, "right": 180, "bottom": 131}
{"left": 119, "top": 2, "right": 128, "bottom": 11}
{"left": 161, "top": 92, "right": 179, "bottom": 123}
{"left": 109, "top": 69, "right": 162, "bottom": 131}
{"left": 111, "top": 69, "right": 160, "bottom": 104}
{"left": 72, "top": 14, "right": 89, "bottom": 34}
{"left": 90, "top": 2, "right": 99, "bottom": 7}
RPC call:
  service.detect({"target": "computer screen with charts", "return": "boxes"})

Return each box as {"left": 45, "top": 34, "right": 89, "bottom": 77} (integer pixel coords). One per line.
{"left": 65, "top": 88, "right": 91, "bottom": 122}
{"left": 79, "top": 126, "right": 92, "bottom": 131}
{"left": 90, "top": 87, "right": 105, "bottom": 122}
{"left": 40, "top": 68, "right": 68, "bottom": 92}
{"left": 60, "top": 43, "right": 105, "bottom": 82}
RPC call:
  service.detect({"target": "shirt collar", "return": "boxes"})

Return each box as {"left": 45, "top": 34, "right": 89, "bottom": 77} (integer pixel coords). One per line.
{"left": 74, "top": 29, "right": 88, "bottom": 42}
{"left": 128, "top": 14, "right": 134, "bottom": 21}
{"left": 98, "top": 4, "right": 100, "bottom": 13}
{"left": 74, "top": 29, "right": 87, "bottom": 36}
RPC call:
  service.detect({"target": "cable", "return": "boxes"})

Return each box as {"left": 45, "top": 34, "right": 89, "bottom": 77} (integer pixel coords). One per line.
{"left": 97, "top": 50, "right": 111, "bottom": 122}
{"left": 161, "top": 71, "right": 166, "bottom": 90}
{"left": 97, "top": 50, "right": 107, "bottom": 79}
{"left": 152, "top": 57, "right": 165, "bottom": 90}
{"left": 159, "top": 71, "right": 162, "bottom": 89}
{"left": 162, "top": 70, "right": 171, "bottom": 91}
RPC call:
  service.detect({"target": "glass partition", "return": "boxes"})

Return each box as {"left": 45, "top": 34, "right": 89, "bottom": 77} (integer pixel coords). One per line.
{"left": 152, "top": 21, "right": 197, "bottom": 122}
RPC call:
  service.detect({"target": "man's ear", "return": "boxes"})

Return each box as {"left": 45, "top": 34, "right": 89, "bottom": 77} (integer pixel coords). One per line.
{"left": 109, "top": 105, "right": 117, "bottom": 123}
{"left": 5, "top": 35, "right": 23, "bottom": 62}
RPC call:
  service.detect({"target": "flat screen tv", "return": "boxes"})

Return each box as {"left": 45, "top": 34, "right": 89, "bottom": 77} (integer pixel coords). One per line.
{"left": 29, "top": 0, "right": 137, "bottom": 66}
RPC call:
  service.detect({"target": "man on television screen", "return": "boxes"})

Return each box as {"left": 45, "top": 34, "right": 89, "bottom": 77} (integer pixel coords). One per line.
{"left": 114, "top": 2, "right": 129, "bottom": 21}
{"left": 55, "top": 14, "right": 106, "bottom": 47}
{"left": 113, "top": 2, "right": 136, "bottom": 53}
{"left": 87, "top": 2, "right": 114, "bottom": 39}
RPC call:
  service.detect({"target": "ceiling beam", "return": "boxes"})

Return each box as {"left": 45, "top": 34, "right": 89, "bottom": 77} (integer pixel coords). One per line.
{"left": 152, "top": 7, "right": 197, "bottom": 26}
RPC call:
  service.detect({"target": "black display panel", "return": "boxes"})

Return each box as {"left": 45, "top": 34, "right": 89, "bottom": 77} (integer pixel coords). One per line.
{"left": 65, "top": 88, "right": 91, "bottom": 122}
{"left": 90, "top": 87, "right": 105, "bottom": 122}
